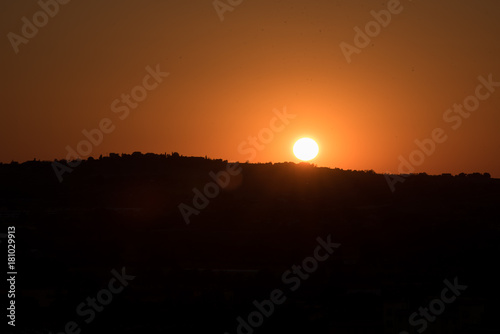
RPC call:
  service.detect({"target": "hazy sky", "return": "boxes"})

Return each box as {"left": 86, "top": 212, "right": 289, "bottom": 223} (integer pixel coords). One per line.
{"left": 2, "top": 0, "right": 500, "bottom": 176}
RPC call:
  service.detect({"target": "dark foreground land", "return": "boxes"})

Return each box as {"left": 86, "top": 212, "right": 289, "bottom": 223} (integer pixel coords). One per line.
{"left": 1, "top": 153, "right": 500, "bottom": 333}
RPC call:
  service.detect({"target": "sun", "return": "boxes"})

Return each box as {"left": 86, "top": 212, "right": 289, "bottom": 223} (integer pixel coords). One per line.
{"left": 293, "top": 138, "right": 319, "bottom": 161}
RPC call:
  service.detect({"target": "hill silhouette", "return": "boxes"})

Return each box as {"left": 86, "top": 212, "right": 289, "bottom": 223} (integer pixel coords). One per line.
{"left": 1, "top": 152, "right": 499, "bottom": 333}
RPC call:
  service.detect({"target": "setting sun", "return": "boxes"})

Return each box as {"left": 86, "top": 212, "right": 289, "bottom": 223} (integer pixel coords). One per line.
{"left": 293, "top": 138, "right": 319, "bottom": 161}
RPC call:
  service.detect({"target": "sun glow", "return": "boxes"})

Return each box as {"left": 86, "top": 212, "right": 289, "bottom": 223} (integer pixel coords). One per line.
{"left": 293, "top": 138, "right": 319, "bottom": 161}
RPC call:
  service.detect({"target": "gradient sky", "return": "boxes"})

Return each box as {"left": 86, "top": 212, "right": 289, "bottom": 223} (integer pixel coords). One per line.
{"left": 2, "top": 0, "right": 500, "bottom": 176}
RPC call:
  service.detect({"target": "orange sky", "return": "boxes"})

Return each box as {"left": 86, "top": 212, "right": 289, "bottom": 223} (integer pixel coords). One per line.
{"left": 1, "top": 0, "right": 500, "bottom": 176}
